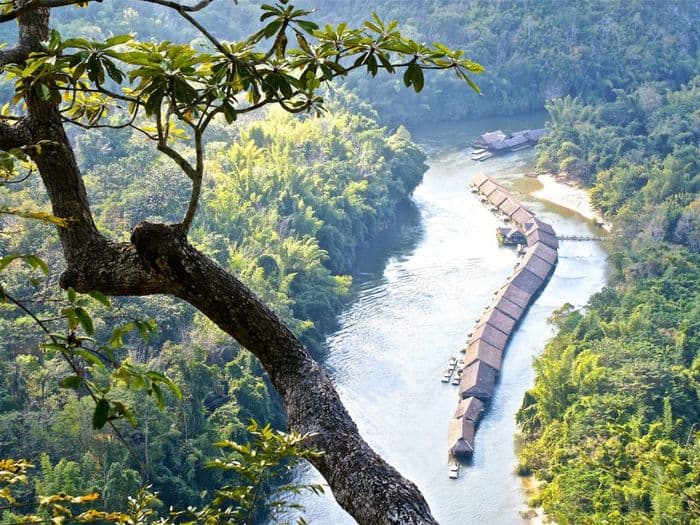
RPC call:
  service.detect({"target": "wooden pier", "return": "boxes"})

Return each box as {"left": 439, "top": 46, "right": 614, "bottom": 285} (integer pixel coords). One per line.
{"left": 447, "top": 174, "right": 559, "bottom": 465}
{"left": 558, "top": 234, "right": 606, "bottom": 242}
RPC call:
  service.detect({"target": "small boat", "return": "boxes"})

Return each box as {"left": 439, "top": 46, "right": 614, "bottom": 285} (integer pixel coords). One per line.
{"left": 441, "top": 369, "right": 452, "bottom": 383}
{"left": 457, "top": 359, "right": 465, "bottom": 368}
{"left": 448, "top": 357, "right": 457, "bottom": 367}
{"left": 449, "top": 463, "right": 459, "bottom": 479}
{"left": 471, "top": 151, "right": 494, "bottom": 162}
{"left": 451, "top": 373, "right": 461, "bottom": 386}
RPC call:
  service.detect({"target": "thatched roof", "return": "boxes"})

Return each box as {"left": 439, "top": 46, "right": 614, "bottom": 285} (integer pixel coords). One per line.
{"left": 510, "top": 268, "right": 545, "bottom": 295}
{"left": 454, "top": 396, "right": 485, "bottom": 422}
{"left": 488, "top": 189, "right": 509, "bottom": 207}
{"left": 504, "top": 135, "right": 529, "bottom": 149}
{"left": 493, "top": 294, "right": 525, "bottom": 320}
{"left": 532, "top": 242, "right": 558, "bottom": 265}
{"left": 465, "top": 339, "right": 503, "bottom": 371}
{"left": 526, "top": 217, "right": 556, "bottom": 236}
{"left": 521, "top": 249, "right": 555, "bottom": 280}
{"left": 479, "top": 179, "right": 502, "bottom": 197}
{"left": 527, "top": 228, "right": 559, "bottom": 249}
{"left": 474, "top": 130, "right": 507, "bottom": 147}
{"left": 480, "top": 307, "right": 517, "bottom": 334}
{"left": 499, "top": 198, "right": 521, "bottom": 216}
{"left": 471, "top": 321, "right": 509, "bottom": 349}
{"left": 448, "top": 417, "right": 476, "bottom": 457}
{"left": 524, "top": 128, "right": 550, "bottom": 142}
{"left": 490, "top": 140, "right": 511, "bottom": 151}
{"left": 471, "top": 174, "right": 488, "bottom": 188}
{"left": 511, "top": 207, "right": 535, "bottom": 225}
{"left": 500, "top": 282, "right": 532, "bottom": 308}
{"left": 459, "top": 360, "right": 497, "bottom": 400}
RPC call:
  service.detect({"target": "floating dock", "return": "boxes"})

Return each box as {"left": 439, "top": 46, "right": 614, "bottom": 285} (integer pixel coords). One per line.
{"left": 471, "top": 128, "right": 550, "bottom": 161}
{"left": 447, "top": 174, "right": 559, "bottom": 463}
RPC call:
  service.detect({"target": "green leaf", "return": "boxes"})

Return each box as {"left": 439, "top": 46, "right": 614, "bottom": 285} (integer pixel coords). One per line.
{"left": 104, "top": 34, "right": 133, "bottom": 47}
{"left": 92, "top": 398, "right": 110, "bottom": 429}
{"left": 74, "top": 307, "right": 94, "bottom": 335}
{"left": 87, "top": 290, "right": 111, "bottom": 308}
{"left": 73, "top": 348, "right": 104, "bottom": 368}
{"left": 38, "top": 84, "right": 51, "bottom": 101}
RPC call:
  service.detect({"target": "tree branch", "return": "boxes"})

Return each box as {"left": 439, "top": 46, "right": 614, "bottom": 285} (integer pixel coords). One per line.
{"left": 180, "top": 129, "right": 203, "bottom": 232}
{"left": 0, "top": 0, "right": 219, "bottom": 22}
{"left": 0, "top": 119, "right": 31, "bottom": 150}
{"left": 59, "top": 223, "right": 438, "bottom": 525}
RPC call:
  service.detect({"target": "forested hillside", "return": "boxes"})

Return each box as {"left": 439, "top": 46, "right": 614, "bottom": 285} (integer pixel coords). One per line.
{"left": 5, "top": 0, "right": 697, "bottom": 124}
{"left": 517, "top": 78, "right": 700, "bottom": 523}
{"left": 2, "top": 1, "right": 700, "bottom": 523}
{"left": 0, "top": 92, "right": 426, "bottom": 514}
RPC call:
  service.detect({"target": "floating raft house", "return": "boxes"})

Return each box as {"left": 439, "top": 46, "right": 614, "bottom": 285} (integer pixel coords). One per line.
{"left": 470, "top": 128, "right": 550, "bottom": 161}
{"left": 448, "top": 175, "right": 559, "bottom": 460}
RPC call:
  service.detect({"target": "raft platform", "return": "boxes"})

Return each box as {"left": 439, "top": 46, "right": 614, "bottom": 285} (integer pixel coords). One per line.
{"left": 447, "top": 174, "right": 559, "bottom": 465}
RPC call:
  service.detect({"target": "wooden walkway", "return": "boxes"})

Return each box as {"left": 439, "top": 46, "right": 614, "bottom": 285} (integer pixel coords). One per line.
{"left": 447, "top": 174, "right": 559, "bottom": 466}
{"left": 558, "top": 234, "right": 606, "bottom": 242}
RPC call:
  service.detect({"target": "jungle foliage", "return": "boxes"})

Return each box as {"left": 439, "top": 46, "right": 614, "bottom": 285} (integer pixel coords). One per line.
{"left": 518, "top": 78, "right": 700, "bottom": 523}
{"left": 0, "top": 90, "right": 427, "bottom": 518}
{"left": 8, "top": 0, "right": 697, "bottom": 125}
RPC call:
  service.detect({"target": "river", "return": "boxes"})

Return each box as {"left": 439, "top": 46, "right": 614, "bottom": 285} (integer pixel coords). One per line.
{"left": 295, "top": 115, "right": 609, "bottom": 524}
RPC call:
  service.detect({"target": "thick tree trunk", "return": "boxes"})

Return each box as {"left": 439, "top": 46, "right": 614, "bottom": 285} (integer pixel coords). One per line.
{"left": 0, "top": 5, "right": 439, "bottom": 525}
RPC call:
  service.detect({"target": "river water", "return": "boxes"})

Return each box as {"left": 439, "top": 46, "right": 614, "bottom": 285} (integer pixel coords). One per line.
{"left": 296, "top": 115, "right": 609, "bottom": 524}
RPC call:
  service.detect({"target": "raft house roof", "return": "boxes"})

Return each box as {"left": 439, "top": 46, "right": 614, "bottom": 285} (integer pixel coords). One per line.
{"left": 471, "top": 174, "right": 488, "bottom": 188}
{"left": 499, "top": 198, "right": 522, "bottom": 216}
{"left": 531, "top": 242, "right": 558, "bottom": 265}
{"left": 475, "top": 130, "right": 507, "bottom": 146}
{"left": 489, "top": 140, "right": 512, "bottom": 151}
{"left": 521, "top": 249, "right": 555, "bottom": 280}
{"left": 488, "top": 189, "right": 509, "bottom": 207}
{"left": 500, "top": 282, "right": 532, "bottom": 308}
{"left": 524, "top": 128, "right": 550, "bottom": 142}
{"left": 527, "top": 228, "right": 559, "bottom": 249}
{"left": 503, "top": 135, "right": 530, "bottom": 149}
{"left": 448, "top": 417, "right": 476, "bottom": 457}
{"left": 510, "top": 268, "right": 545, "bottom": 296}
{"left": 459, "top": 360, "right": 497, "bottom": 401}
{"left": 465, "top": 339, "right": 503, "bottom": 372}
{"left": 511, "top": 207, "right": 535, "bottom": 225}
{"left": 493, "top": 294, "right": 526, "bottom": 320}
{"left": 479, "top": 307, "right": 517, "bottom": 334}
{"left": 526, "top": 217, "right": 556, "bottom": 236}
{"left": 454, "top": 396, "right": 485, "bottom": 422}
{"left": 471, "top": 321, "right": 509, "bottom": 349}
{"left": 479, "top": 179, "right": 503, "bottom": 197}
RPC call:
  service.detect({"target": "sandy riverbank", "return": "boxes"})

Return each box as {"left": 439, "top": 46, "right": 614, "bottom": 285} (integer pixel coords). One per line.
{"left": 531, "top": 174, "right": 611, "bottom": 232}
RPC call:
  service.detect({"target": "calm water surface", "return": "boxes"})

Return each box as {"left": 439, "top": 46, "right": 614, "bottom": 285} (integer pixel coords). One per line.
{"left": 296, "top": 115, "right": 609, "bottom": 524}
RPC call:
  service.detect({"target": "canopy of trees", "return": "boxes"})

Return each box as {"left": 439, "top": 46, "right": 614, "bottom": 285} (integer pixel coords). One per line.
{"left": 518, "top": 78, "right": 700, "bottom": 523}
{"left": 0, "top": 1, "right": 481, "bottom": 523}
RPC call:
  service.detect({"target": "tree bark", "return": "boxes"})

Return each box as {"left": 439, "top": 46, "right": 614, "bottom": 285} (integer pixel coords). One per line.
{"left": 2, "top": 6, "right": 439, "bottom": 525}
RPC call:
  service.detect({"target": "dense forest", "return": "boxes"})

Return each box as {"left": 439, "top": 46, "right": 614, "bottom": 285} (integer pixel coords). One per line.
{"left": 517, "top": 78, "right": 700, "bottom": 523}
{"left": 1, "top": 0, "right": 700, "bottom": 523}
{"left": 1, "top": 90, "right": 426, "bottom": 517}
{"left": 4, "top": 0, "right": 697, "bottom": 125}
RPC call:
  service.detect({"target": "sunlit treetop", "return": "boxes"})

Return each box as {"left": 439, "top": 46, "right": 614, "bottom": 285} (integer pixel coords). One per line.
{"left": 0, "top": 0, "right": 482, "bottom": 231}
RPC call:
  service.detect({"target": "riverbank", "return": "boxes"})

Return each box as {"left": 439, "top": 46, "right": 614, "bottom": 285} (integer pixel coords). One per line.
{"left": 530, "top": 173, "right": 611, "bottom": 232}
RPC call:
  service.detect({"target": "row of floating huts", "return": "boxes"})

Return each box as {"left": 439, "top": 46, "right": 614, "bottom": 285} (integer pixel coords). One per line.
{"left": 471, "top": 128, "right": 550, "bottom": 161}
{"left": 447, "top": 174, "right": 559, "bottom": 461}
